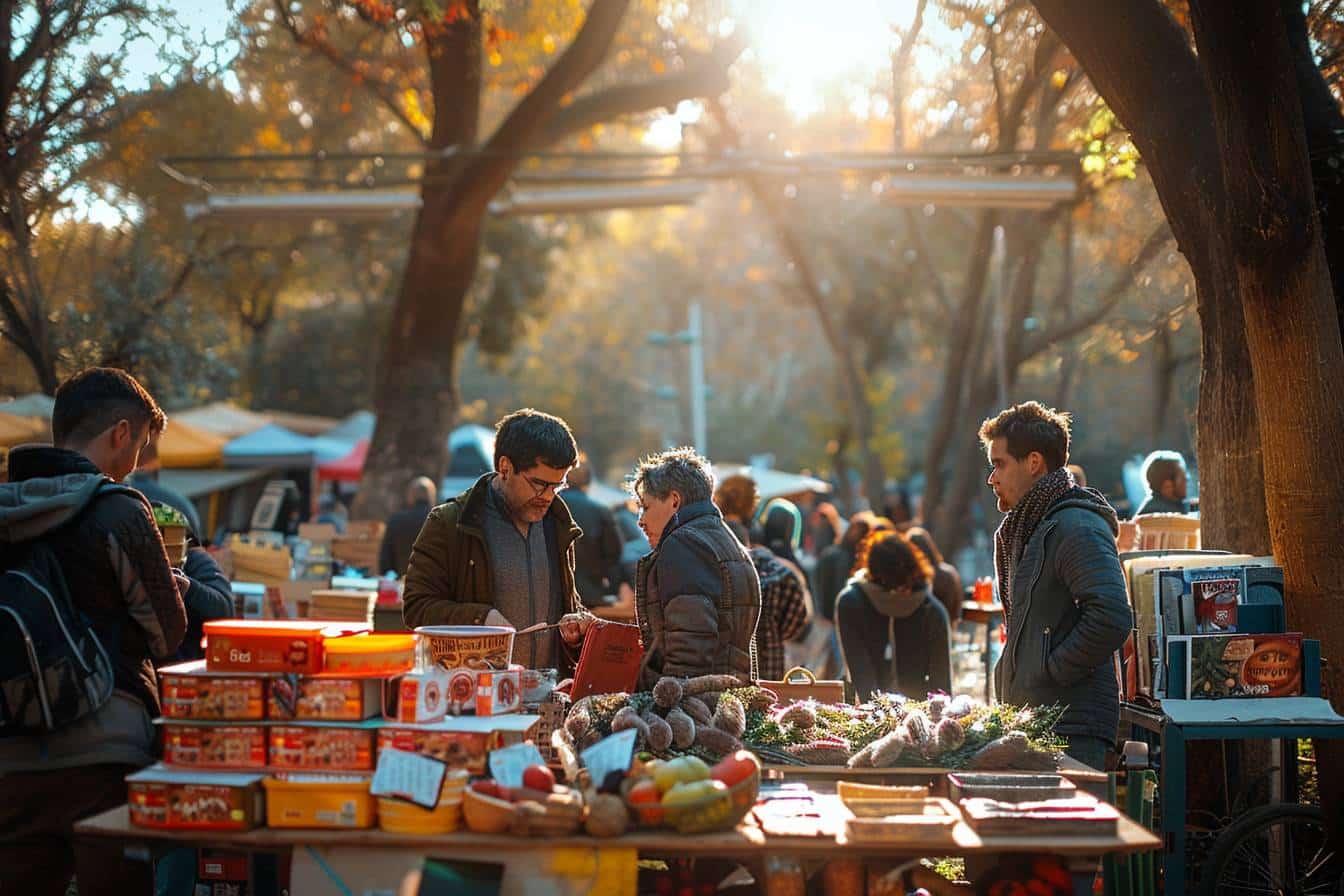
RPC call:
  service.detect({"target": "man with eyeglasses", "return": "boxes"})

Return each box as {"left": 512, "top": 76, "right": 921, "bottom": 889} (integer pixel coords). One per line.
{"left": 403, "top": 409, "right": 593, "bottom": 671}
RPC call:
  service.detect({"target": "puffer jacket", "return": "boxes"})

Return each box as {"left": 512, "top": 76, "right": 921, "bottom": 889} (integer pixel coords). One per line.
{"left": 635, "top": 501, "right": 761, "bottom": 690}
{"left": 995, "top": 496, "right": 1132, "bottom": 742}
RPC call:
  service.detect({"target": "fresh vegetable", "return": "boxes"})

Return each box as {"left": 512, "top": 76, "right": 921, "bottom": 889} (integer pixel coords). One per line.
{"left": 584, "top": 794, "right": 628, "bottom": 838}
{"left": 710, "top": 750, "right": 760, "bottom": 788}
{"left": 662, "top": 778, "right": 725, "bottom": 807}
{"left": 152, "top": 505, "right": 189, "bottom": 528}
{"left": 522, "top": 764, "right": 555, "bottom": 793}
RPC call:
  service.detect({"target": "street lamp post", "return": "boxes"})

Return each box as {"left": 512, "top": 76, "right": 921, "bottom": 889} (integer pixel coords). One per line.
{"left": 647, "top": 300, "right": 708, "bottom": 457}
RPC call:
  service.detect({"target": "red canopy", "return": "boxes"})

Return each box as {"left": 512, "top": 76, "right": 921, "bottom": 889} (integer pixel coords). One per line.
{"left": 316, "top": 439, "right": 368, "bottom": 482}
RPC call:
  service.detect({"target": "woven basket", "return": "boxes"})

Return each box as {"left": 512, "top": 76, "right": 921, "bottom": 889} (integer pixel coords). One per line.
{"left": 625, "top": 768, "right": 759, "bottom": 834}
{"left": 1134, "top": 513, "right": 1201, "bottom": 551}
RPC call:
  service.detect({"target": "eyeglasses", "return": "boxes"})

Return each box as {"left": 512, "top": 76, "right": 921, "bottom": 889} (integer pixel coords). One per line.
{"left": 523, "top": 473, "right": 568, "bottom": 497}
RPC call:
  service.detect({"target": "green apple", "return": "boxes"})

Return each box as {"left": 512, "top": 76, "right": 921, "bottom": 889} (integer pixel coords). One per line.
{"left": 662, "top": 779, "right": 726, "bottom": 807}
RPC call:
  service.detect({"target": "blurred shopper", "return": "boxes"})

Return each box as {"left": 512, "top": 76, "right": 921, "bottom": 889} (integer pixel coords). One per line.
{"left": 402, "top": 409, "right": 592, "bottom": 671}
{"left": 906, "top": 526, "right": 964, "bottom": 626}
{"left": 835, "top": 529, "right": 951, "bottom": 701}
{"left": 1135, "top": 450, "right": 1189, "bottom": 516}
{"left": 630, "top": 448, "right": 761, "bottom": 689}
{"left": 0, "top": 368, "right": 186, "bottom": 896}
{"left": 727, "top": 521, "right": 809, "bottom": 681}
{"left": 981, "top": 401, "right": 1131, "bottom": 770}
{"left": 379, "top": 476, "right": 437, "bottom": 577}
{"left": 563, "top": 458, "right": 624, "bottom": 608}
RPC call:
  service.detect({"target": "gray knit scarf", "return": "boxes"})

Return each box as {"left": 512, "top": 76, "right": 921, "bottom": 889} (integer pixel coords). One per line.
{"left": 993, "top": 467, "right": 1076, "bottom": 621}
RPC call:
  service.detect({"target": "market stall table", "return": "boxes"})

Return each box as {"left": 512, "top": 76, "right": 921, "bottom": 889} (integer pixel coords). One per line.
{"left": 76, "top": 791, "right": 1158, "bottom": 896}
{"left": 764, "top": 754, "right": 1107, "bottom": 793}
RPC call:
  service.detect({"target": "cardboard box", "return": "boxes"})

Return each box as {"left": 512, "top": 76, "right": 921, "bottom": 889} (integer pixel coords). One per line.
{"left": 159, "top": 661, "right": 265, "bottom": 721}
{"left": 127, "top": 767, "right": 263, "bottom": 831}
{"left": 269, "top": 725, "right": 376, "bottom": 771}
{"left": 376, "top": 727, "right": 500, "bottom": 773}
{"left": 268, "top": 676, "right": 381, "bottom": 721}
{"left": 475, "top": 669, "right": 521, "bottom": 716}
{"left": 162, "top": 724, "right": 268, "bottom": 769}
{"left": 395, "top": 668, "right": 451, "bottom": 724}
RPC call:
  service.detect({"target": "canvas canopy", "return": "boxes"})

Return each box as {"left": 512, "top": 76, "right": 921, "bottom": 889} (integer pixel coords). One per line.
{"left": 0, "top": 412, "right": 47, "bottom": 448}
{"left": 324, "top": 410, "right": 376, "bottom": 444}
{"left": 223, "top": 423, "right": 349, "bottom": 468}
{"left": 176, "top": 402, "right": 272, "bottom": 439}
{"left": 316, "top": 439, "right": 368, "bottom": 482}
{"left": 0, "top": 393, "right": 54, "bottom": 419}
{"left": 158, "top": 420, "right": 227, "bottom": 468}
{"left": 711, "top": 464, "right": 832, "bottom": 502}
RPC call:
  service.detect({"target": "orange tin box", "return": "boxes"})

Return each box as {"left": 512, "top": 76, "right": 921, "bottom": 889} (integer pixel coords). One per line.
{"left": 268, "top": 677, "right": 381, "bottom": 721}
{"left": 162, "top": 723, "right": 268, "bottom": 769}
{"left": 269, "top": 725, "right": 376, "bottom": 771}
{"left": 204, "top": 620, "right": 369, "bottom": 674}
{"left": 376, "top": 726, "right": 501, "bottom": 773}
{"left": 159, "top": 661, "right": 265, "bottom": 721}
{"left": 127, "top": 766, "right": 264, "bottom": 831}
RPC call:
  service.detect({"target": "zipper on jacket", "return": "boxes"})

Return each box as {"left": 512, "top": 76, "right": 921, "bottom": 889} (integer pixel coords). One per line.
{"left": 1040, "top": 626, "right": 1052, "bottom": 683}
{"left": 1005, "top": 520, "right": 1057, "bottom": 688}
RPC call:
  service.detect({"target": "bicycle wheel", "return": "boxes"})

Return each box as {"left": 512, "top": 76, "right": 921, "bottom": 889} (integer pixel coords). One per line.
{"left": 1199, "top": 803, "right": 1343, "bottom": 896}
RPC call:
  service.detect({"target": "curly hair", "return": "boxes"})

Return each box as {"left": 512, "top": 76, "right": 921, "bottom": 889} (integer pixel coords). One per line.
{"left": 856, "top": 529, "right": 932, "bottom": 591}
{"left": 712, "top": 474, "right": 758, "bottom": 522}
{"left": 978, "top": 400, "right": 1072, "bottom": 472}
{"left": 627, "top": 447, "right": 714, "bottom": 505}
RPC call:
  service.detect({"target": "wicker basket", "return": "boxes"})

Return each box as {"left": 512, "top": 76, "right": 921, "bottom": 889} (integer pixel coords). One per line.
{"left": 624, "top": 769, "right": 760, "bottom": 834}
{"left": 1134, "top": 513, "right": 1201, "bottom": 551}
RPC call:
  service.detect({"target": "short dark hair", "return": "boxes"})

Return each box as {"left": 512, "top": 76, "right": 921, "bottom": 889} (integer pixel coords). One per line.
{"left": 978, "top": 400, "right": 1071, "bottom": 471}
{"left": 1141, "top": 450, "right": 1186, "bottom": 493}
{"left": 52, "top": 367, "right": 166, "bottom": 448}
{"left": 905, "top": 525, "right": 945, "bottom": 567}
{"left": 712, "top": 474, "right": 759, "bottom": 522}
{"left": 858, "top": 529, "right": 932, "bottom": 591}
{"left": 567, "top": 453, "right": 593, "bottom": 489}
{"left": 493, "top": 408, "right": 577, "bottom": 472}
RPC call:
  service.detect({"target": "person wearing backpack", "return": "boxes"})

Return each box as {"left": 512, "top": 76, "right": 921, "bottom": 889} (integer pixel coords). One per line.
{"left": 0, "top": 367, "right": 186, "bottom": 896}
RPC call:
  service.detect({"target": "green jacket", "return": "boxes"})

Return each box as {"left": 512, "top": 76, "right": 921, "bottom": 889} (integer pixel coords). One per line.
{"left": 402, "top": 474, "right": 582, "bottom": 631}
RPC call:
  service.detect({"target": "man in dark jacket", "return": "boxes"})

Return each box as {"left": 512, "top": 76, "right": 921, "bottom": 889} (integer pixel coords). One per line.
{"left": 981, "top": 401, "right": 1132, "bottom": 772}
{"left": 402, "top": 410, "right": 592, "bottom": 671}
{"left": 562, "top": 460, "right": 624, "bottom": 608}
{"left": 0, "top": 367, "right": 187, "bottom": 896}
{"left": 630, "top": 448, "right": 761, "bottom": 690}
{"left": 1134, "top": 450, "right": 1189, "bottom": 516}
{"left": 379, "top": 475, "right": 437, "bottom": 577}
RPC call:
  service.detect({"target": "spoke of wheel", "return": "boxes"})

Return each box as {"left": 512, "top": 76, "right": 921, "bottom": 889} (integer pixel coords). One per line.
{"left": 1229, "top": 839, "right": 1280, "bottom": 889}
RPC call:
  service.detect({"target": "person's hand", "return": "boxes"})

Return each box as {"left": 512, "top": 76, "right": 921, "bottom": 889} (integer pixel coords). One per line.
{"left": 559, "top": 612, "right": 594, "bottom": 646}
{"left": 171, "top": 570, "right": 191, "bottom": 594}
{"left": 484, "top": 608, "right": 513, "bottom": 629}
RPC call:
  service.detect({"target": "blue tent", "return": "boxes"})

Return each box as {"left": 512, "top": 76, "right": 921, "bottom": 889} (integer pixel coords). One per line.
{"left": 324, "top": 410, "right": 376, "bottom": 444}
{"left": 223, "top": 423, "right": 349, "bottom": 468}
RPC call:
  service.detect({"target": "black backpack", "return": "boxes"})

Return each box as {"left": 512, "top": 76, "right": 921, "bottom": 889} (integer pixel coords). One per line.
{"left": 0, "top": 474, "right": 127, "bottom": 736}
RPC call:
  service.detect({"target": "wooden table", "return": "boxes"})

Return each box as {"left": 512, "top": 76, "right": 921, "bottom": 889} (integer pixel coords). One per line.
{"left": 75, "top": 794, "right": 1158, "bottom": 896}
{"left": 765, "top": 755, "right": 1108, "bottom": 794}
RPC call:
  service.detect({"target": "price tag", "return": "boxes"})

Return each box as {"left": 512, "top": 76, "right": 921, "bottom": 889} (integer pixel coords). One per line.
{"left": 370, "top": 747, "right": 447, "bottom": 810}
{"left": 488, "top": 741, "right": 546, "bottom": 788}
{"left": 580, "top": 729, "right": 637, "bottom": 791}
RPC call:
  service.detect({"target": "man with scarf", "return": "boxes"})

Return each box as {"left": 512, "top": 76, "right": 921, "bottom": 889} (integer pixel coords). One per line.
{"left": 981, "top": 401, "right": 1132, "bottom": 771}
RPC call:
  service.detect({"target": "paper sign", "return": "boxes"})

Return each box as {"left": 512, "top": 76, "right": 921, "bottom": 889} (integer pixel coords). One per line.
{"left": 488, "top": 741, "right": 546, "bottom": 789}
{"left": 370, "top": 747, "right": 448, "bottom": 810}
{"left": 580, "top": 729, "right": 637, "bottom": 792}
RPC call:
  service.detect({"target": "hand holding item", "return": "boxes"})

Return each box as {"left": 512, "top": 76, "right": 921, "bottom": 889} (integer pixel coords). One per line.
{"left": 559, "top": 612, "right": 595, "bottom": 646}
{"left": 484, "top": 608, "right": 513, "bottom": 629}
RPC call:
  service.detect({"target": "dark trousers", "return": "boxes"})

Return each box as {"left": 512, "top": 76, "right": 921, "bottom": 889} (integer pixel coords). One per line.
{"left": 0, "top": 762, "right": 150, "bottom": 896}
{"left": 1063, "top": 734, "right": 1110, "bottom": 772}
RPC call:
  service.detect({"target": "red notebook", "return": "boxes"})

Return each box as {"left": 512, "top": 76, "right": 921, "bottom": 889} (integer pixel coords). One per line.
{"left": 568, "top": 621, "right": 643, "bottom": 700}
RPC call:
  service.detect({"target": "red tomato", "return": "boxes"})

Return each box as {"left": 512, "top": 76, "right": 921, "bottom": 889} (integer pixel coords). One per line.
{"left": 710, "top": 750, "right": 761, "bottom": 788}
{"left": 471, "top": 779, "right": 502, "bottom": 798}
{"left": 522, "top": 764, "right": 556, "bottom": 793}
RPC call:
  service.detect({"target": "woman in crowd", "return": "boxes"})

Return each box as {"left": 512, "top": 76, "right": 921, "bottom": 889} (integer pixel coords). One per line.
{"left": 906, "top": 526, "right": 964, "bottom": 626}
{"left": 630, "top": 448, "right": 761, "bottom": 690}
{"left": 835, "top": 529, "right": 951, "bottom": 701}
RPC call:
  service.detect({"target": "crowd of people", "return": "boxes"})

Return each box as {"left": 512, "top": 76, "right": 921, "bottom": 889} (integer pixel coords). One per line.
{"left": 0, "top": 365, "right": 1193, "bottom": 894}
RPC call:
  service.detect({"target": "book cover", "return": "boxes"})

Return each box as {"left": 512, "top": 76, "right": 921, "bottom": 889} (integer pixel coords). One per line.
{"left": 568, "top": 621, "right": 642, "bottom": 701}
{"left": 1186, "top": 632, "right": 1303, "bottom": 699}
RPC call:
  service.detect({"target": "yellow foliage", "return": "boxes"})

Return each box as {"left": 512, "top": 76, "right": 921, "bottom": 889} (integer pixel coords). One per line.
{"left": 256, "top": 123, "right": 287, "bottom": 151}
{"left": 542, "top": 34, "right": 556, "bottom": 54}
{"left": 404, "top": 89, "right": 431, "bottom": 133}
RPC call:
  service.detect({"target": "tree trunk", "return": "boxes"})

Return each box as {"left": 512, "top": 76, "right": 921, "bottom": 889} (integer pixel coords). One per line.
{"left": 1030, "top": 0, "right": 1270, "bottom": 557}
{"left": 1188, "top": 0, "right": 1344, "bottom": 846}
{"left": 920, "top": 211, "right": 998, "bottom": 528}
{"left": 355, "top": 15, "right": 485, "bottom": 523}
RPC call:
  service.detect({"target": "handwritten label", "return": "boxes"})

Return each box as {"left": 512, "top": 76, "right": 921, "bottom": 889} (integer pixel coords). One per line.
{"left": 580, "top": 729, "right": 637, "bottom": 791}
{"left": 488, "top": 741, "right": 546, "bottom": 788}
{"left": 370, "top": 747, "right": 447, "bottom": 810}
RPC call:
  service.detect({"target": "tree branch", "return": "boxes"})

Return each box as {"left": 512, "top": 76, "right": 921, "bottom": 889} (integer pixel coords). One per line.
{"left": 904, "top": 206, "right": 954, "bottom": 316}
{"left": 1021, "top": 220, "right": 1172, "bottom": 362}
{"left": 534, "top": 37, "right": 744, "bottom": 147}
{"left": 272, "top": 0, "right": 430, "bottom": 145}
